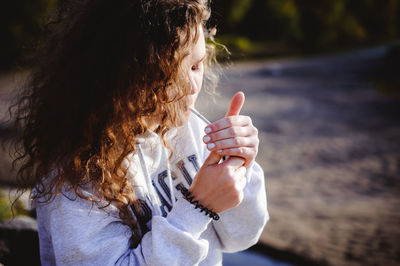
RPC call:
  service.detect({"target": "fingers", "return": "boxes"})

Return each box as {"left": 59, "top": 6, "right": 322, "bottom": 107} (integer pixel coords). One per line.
{"left": 235, "top": 166, "right": 247, "bottom": 191}
{"left": 235, "top": 165, "right": 247, "bottom": 176}
{"left": 223, "top": 156, "right": 245, "bottom": 169}
{"left": 205, "top": 135, "right": 258, "bottom": 151}
{"left": 204, "top": 116, "right": 252, "bottom": 134}
{"left": 217, "top": 147, "right": 257, "bottom": 159}
{"left": 203, "top": 126, "right": 257, "bottom": 144}
{"left": 218, "top": 147, "right": 257, "bottom": 167}
{"left": 225, "top": 91, "right": 245, "bottom": 117}
{"left": 208, "top": 137, "right": 250, "bottom": 150}
{"left": 203, "top": 118, "right": 259, "bottom": 168}
{"left": 203, "top": 151, "right": 223, "bottom": 166}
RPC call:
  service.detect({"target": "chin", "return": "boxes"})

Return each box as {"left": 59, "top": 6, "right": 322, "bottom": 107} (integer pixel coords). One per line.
{"left": 182, "top": 107, "right": 192, "bottom": 124}
{"left": 175, "top": 105, "right": 192, "bottom": 126}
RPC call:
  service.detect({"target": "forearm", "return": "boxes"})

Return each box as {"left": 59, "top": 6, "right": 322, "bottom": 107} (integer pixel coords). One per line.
{"left": 118, "top": 198, "right": 212, "bottom": 265}
{"left": 37, "top": 191, "right": 212, "bottom": 266}
{"left": 212, "top": 161, "right": 269, "bottom": 253}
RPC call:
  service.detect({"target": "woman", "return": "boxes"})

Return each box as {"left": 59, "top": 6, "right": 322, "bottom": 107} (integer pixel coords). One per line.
{"left": 11, "top": 0, "right": 268, "bottom": 265}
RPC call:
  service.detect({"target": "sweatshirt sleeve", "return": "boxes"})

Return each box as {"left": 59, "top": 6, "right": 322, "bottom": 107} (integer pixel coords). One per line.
{"left": 211, "top": 160, "right": 269, "bottom": 253}
{"left": 36, "top": 190, "right": 212, "bottom": 266}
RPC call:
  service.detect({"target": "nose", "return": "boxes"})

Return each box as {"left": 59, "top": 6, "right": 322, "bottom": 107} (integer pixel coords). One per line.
{"left": 189, "top": 75, "right": 198, "bottom": 95}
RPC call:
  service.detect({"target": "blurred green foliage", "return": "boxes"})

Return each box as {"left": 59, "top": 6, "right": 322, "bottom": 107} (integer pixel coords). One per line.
{"left": 212, "top": 0, "right": 400, "bottom": 56}
{"left": 0, "top": 197, "right": 12, "bottom": 221}
{"left": 0, "top": 193, "right": 29, "bottom": 222}
{"left": 0, "top": 0, "right": 399, "bottom": 68}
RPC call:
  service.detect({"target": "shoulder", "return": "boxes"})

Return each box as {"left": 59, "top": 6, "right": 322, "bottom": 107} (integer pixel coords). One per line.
{"left": 34, "top": 178, "right": 119, "bottom": 218}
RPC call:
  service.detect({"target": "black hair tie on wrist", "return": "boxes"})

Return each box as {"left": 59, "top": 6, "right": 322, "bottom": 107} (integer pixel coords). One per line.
{"left": 178, "top": 186, "right": 220, "bottom": 221}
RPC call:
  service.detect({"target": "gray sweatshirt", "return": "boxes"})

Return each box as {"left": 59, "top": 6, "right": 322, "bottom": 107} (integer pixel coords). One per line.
{"left": 35, "top": 114, "right": 269, "bottom": 266}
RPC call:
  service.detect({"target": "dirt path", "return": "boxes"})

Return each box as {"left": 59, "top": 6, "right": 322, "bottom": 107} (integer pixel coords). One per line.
{"left": 196, "top": 45, "right": 400, "bottom": 265}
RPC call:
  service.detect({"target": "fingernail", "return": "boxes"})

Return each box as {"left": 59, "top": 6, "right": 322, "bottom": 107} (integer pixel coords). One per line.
{"left": 205, "top": 127, "right": 211, "bottom": 134}
{"left": 207, "top": 143, "right": 215, "bottom": 149}
{"left": 203, "top": 136, "right": 211, "bottom": 143}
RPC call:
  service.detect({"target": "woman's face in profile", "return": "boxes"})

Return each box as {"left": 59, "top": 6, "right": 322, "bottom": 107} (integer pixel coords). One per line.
{"left": 181, "top": 25, "right": 206, "bottom": 122}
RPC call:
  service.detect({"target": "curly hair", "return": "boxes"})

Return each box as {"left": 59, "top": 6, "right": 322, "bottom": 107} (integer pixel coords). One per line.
{"left": 9, "top": 0, "right": 219, "bottom": 245}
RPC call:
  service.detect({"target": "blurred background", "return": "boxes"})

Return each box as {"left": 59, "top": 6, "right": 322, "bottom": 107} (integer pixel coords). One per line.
{"left": 0, "top": 1, "right": 399, "bottom": 265}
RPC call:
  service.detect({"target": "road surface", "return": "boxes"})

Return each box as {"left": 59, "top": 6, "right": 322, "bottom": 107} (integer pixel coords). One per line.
{"left": 196, "top": 45, "right": 400, "bottom": 266}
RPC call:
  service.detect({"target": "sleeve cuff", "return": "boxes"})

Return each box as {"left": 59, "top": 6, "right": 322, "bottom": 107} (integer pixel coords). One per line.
{"left": 166, "top": 196, "right": 212, "bottom": 239}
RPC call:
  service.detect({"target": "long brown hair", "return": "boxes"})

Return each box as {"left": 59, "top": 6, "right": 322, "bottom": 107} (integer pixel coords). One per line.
{"left": 9, "top": 0, "right": 218, "bottom": 244}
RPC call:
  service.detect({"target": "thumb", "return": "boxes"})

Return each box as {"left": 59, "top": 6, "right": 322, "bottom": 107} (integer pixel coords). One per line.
{"left": 225, "top": 91, "right": 245, "bottom": 117}
{"left": 204, "top": 151, "right": 222, "bottom": 166}
{"left": 222, "top": 156, "right": 245, "bottom": 170}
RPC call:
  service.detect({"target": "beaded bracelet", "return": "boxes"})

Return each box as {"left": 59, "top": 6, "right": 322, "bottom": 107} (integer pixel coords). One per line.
{"left": 178, "top": 186, "right": 220, "bottom": 221}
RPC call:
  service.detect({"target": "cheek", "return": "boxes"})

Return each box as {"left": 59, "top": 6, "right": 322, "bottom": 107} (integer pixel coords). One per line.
{"left": 195, "top": 71, "right": 204, "bottom": 91}
{"left": 188, "top": 72, "right": 204, "bottom": 96}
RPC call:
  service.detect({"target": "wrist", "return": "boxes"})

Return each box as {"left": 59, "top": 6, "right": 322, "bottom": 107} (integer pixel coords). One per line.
{"left": 166, "top": 197, "right": 213, "bottom": 239}
{"left": 179, "top": 186, "right": 219, "bottom": 220}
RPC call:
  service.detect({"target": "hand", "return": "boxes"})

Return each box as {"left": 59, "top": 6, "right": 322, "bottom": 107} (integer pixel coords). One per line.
{"left": 202, "top": 92, "right": 259, "bottom": 167}
{"left": 189, "top": 151, "right": 247, "bottom": 213}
